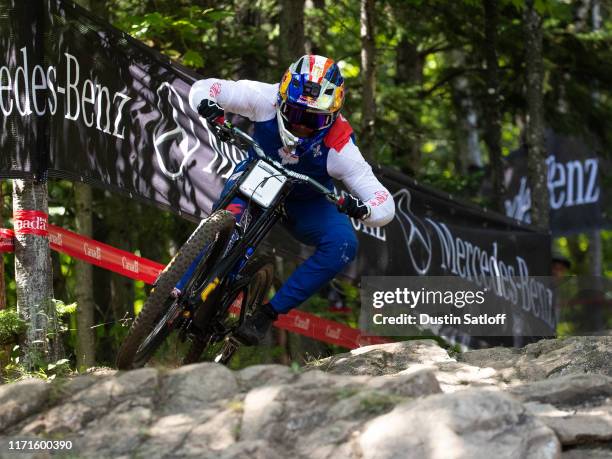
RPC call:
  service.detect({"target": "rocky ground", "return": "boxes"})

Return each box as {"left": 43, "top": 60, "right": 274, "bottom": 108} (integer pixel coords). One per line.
{"left": 0, "top": 336, "right": 610, "bottom": 458}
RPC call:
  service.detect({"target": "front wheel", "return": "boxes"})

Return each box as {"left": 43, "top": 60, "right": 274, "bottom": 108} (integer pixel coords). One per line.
{"left": 116, "top": 210, "right": 235, "bottom": 370}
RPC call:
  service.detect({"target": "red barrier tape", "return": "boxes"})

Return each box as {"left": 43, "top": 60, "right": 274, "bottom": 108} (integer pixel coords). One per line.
{"left": 0, "top": 229, "right": 15, "bottom": 253}
{"left": 13, "top": 210, "right": 49, "bottom": 237}
{"left": 5, "top": 223, "right": 389, "bottom": 349}
{"left": 48, "top": 225, "right": 163, "bottom": 284}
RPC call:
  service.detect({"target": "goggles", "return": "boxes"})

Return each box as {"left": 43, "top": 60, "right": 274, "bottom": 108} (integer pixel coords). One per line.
{"left": 280, "top": 102, "right": 334, "bottom": 132}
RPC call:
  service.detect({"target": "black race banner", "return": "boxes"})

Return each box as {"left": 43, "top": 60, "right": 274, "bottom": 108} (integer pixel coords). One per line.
{"left": 504, "top": 131, "right": 611, "bottom": 235}
{"left": 0, "top": 0, "right": 554, "bottom": 337}
{"left": 1, "top": 0, "right": 235, "bottom": 217}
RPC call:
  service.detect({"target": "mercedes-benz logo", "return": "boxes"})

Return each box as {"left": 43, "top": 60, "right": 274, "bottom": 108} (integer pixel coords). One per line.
{"left": 393, "top": 189, "right": 432, "bottom": 275}
{"left": 153, "top": 82, "right": 201, "bottom": 180}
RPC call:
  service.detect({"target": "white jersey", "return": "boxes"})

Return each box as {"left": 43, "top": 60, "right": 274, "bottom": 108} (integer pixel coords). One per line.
{"left": 190, "top": 79, "right": 395, "bottom": 227}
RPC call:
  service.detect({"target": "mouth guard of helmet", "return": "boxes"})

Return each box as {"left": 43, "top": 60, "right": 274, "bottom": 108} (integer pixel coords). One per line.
{"left": 276, "top": 110, "right": 301, "bottom": 150}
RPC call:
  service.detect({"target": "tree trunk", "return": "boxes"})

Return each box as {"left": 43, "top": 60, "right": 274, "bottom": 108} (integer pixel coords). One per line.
{"left": 279, "top": 0, "right": 305, "bottom": 69}
{"left": 451, "top": 77, "right": 484, "bottom": 174}
{"left": 589, "top": 0, "right": 602, "bottom": 273}
{"left": 588, "top": 230, "right": 602, "bottom": 276}
{"left": 396, "top": 37, "right": 423, "bottom": 86}
{"left": 74, "top": 182, "right": 96, "bottom": 370}
{"left": 105, "top": 195, "right": 135, "bottom": 325}
{"left": 360, "top": 0, "right": 376, "bottom": 161}
{"left": 0, "top": 183, "right": 5, "bottom": 310}
{"left": 304, "top": 0, "right": 327, "bottom": 55}
{"left": 237, "top": 0, "right": 262, "bottom": 80}
{"left": 395, "top": 35, "right": 423, "bottom": 174}
{"left": 12, "top": 179, "right": 61, "bottom": 369}
{"left": 482, "top": 0, "right": 504, "bottom": 212}
{"left": 523, "top": 0, "right": 550, "bottom": 229}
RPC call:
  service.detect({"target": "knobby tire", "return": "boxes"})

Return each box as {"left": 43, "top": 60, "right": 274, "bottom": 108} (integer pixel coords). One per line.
{"left": 116, "top": 210, "right": 235, "bottom": 370}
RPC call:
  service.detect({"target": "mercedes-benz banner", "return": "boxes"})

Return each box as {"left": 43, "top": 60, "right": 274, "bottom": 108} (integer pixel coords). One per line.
{"left": 0, "top": 0, "right": 554, "bottom": 339}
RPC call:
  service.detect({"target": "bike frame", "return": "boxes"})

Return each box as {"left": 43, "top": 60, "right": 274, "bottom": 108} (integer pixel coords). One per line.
{"left": 185, "top": 121, "right": 339, "bottom": 336}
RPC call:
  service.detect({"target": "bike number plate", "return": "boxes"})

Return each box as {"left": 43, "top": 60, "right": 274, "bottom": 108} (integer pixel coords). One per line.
{"left": 239, "top": 160, "right": 287, "bottom": 208}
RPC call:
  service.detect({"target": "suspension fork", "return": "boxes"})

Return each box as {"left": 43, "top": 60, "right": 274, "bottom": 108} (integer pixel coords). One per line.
{"left": 189, "top": 205, "right": 284, "bottom": 329}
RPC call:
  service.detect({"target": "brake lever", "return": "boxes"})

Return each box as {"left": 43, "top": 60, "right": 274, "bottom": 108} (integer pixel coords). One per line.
{"left": 210, "top": 120, "right": 233, "bottom": 143}
{"left": 326, "top": 193, "right": 340, "bottom": 205}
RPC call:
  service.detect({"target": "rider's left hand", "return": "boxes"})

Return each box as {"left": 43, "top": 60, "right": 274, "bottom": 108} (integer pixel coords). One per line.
{"left": 337, "top": 194, "right": 371, "bottom": 220}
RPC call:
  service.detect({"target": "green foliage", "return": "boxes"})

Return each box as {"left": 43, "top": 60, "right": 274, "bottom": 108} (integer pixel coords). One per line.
{"left": 46, "top": 358, "right": 72, "bottom": 379}
{"left": 357, "top": 391, "right": 405, "bottom": 416}
{"left": 52, "top": 299, "right": 78, "bottom": 353}
{"left": 3, "top": 349, "right": 73, "bottom": 383}
{"left": 2, "top": 0, "right": 606, "bottom": 373}
{"left": 0, "top": 309, "right": 26, "bottom": 345}
{"left": 53, "top": 299, "right": 77, "bottom": 317}
{"left": 112, "top": 7, "right": 234, "bottom": 68}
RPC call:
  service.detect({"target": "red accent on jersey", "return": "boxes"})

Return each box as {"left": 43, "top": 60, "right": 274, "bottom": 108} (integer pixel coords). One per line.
{"left": 309, "top": 55, "right": 315, "bottom": 76}
{"left": 209, "top": 82, "right": 222, "bottom": 98}
{"left": 323, "top": 116, "right": 353, "bottom": 152}
{"left": 368, "top": 190, "right": 390, "bottom": 207}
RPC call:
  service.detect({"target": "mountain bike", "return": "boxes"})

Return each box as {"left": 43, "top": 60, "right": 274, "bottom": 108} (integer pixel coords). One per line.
{"left": 116, "top": 120, "right": 340, "bottom": 369}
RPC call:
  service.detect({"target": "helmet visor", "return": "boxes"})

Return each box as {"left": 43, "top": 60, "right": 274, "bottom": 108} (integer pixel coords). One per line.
{"left": 280, "top": 102, "right": 333, "bottom": 131}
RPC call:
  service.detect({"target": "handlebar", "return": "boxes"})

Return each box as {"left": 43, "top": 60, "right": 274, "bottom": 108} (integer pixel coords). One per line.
{"left": 211, "top": 120, "right": 340, "bottom": 204}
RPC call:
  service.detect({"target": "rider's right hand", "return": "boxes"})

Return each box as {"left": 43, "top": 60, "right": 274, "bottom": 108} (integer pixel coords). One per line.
{"left": 197, "top": 98, "right": 225, "bottom": 123}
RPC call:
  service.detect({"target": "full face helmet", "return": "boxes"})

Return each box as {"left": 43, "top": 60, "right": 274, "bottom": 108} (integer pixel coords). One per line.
{"left": 277, "top": 55, "right": 345, "bottom": 152}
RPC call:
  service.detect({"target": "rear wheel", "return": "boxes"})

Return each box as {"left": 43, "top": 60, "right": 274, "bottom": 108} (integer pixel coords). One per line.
{"left": 116, "top": 210, "right": 235, "bottom": 370}
{"left": 182, "top": 255, "right": 275, "bottom": 365}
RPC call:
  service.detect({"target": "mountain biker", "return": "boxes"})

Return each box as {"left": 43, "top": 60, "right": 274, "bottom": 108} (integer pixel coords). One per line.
{"left": 188, "top": 54, "right": 395, "bottom": 345}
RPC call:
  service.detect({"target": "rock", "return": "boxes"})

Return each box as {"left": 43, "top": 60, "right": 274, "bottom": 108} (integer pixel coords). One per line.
{"left": 77, "top": 403, "right": 153, "bottom": 456}
{"left": 161, "top": 363, "right": 238, "bottom": 413}
{"left": 240, "top": 367, "right": 444, "bottom": 459}
{"left": 142, "top": 411, "right": 212, "bottom": 456}
{"left": 459, "top": 336, "right": 612, "bottom": 381}
{"left": 140, "top": 406, "right": 242, "bottom": 458}
{"left": 179, "top": 406, "right": 241, "bottom": 453}
{"left": 0, "top": 335, "right": 610, "bottom": 457}
{"left": 240, "top": 385, "right": 285, "bottom": 442}
{"left": 216, "top": 440, "right": 285, "bottom": 459}
{"left": 510, "top": 374, "right": 612, "bottom": 447}
{"left": 429, "top": 361, "right": 506, "bottom": 392}
{"left": 54, "top": 373, "right": 107, "bottom": 397}
{"left": 19, "top": 368, "right": 159, "bottom": 436}
{"left": 316, "top": 340, "right": 453, "bottom": 376}
{"left": 509, "top": 374, "right": 612, "bottom": 406}
{"left": 0, "top": 379, "right": 50, "bottom": 432}
{"left": 364, "top": 368, "right": 442, "bottom": 398}
{"left": 562, "top": 447, "right": 612, "bottom": 459}
{"left": 525, "top": 401, "right": 612, "bottom": 446}
{"left": 236, "top": 364, "right": 297, "bottom": 391}
{"left": 240, "top": 377, "right": 370, "bottom": 456}
{"left": 357, "top": 389, "right": 561, "bottom": 459}
{"left": 109, "top": 367, "right": 159, "bottom": 402}
{"left": 296, "top": 368, "right": 370, "bottom": 388}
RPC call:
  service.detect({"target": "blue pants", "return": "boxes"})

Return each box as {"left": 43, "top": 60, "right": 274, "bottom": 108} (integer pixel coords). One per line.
{"left": 271, "top": 195, "right": 358, "bottom": 313}
{"left": 177, "top": 161, "right": 358, "bottom": 314}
